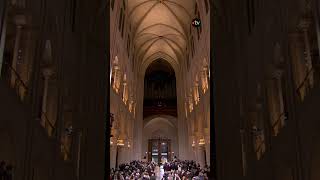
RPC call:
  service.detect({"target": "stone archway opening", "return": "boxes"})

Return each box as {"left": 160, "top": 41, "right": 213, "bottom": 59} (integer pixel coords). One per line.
{"left": 142, "top": 116, "right": 178, "bottom": 164}
{"left": 143, "top": 58, "right": 177, "bottom": 119}
{"left": 142, "top": 59, "right": 178, "bottom": 163}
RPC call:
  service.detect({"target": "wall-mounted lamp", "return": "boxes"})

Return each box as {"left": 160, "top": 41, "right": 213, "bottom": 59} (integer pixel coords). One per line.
{"left": 192, "top": 141, "right": 196, "bottom": 147}
{"left": 117, "top": 139, "right": 124, "bottom": 146}
{"left": 199, "top": 138, "right": 205, "bottom": 145}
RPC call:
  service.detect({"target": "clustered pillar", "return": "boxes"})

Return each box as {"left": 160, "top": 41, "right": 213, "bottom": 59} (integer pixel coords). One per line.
{"left": 185, "top": 66, "right": 210, "bottom": 168}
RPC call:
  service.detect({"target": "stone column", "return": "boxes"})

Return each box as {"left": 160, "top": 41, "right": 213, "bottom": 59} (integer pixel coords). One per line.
{"left": 132, "top": 74, "right": 142, "bottom": 160}
{"left": 205, "top": 132, "right": 210, "bottom": 166}
{"left": 11, "top": 0, "right": 26, "bottom": 8}
{"left": 197, "top": 145, "right": 206, "bottom": 168}
{"left": 0, "top": 6, "right": 7, "bottom": 75}
{"left": 119, "top": 111, "right": 129, "bottom": 164}
{"left": 117, "top": 107, "right": 127, "bottom": 165}
{"left": 190, "top": 135, "right": 196, "bottom": 161}
{"left": 41, "top": 68, "right": 53, "bottom": 128}
{"left": 196, "top": 108, "right": 204, "bottom": 138}
{"left": 110, "top": 137, "right": 118, "bottom": 169}
{"left": 196, "top": 132, "right": 206, "bottom": 168}
{"left": 314, "top": 4, "right": 320, "bottom": 61}
{"left": 126, "top": 138, "right": 132, "bottom": 162}
{"left": 10, "top": 15, "right": 26, "bottom": 87}
{"left": 176, "top": 76, "right": 188, "bottom": 160}
{"left": 110, "top": 127, "right": 120, "bottom": 169}
{"left": 275, "top": 70, "right": 285, "bottom": 126}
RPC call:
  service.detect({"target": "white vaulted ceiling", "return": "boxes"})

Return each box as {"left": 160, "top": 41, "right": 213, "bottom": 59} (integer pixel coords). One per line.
{"left": 128, "top": 0, "right": 195, "bottom": 70}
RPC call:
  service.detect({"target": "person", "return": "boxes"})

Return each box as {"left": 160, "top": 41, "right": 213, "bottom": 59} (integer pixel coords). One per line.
{"left": 150, "top": 172, "right": 156, "bottom": 180}
{"left": 5, "top": 164, "right": 13, "bottom": 180}
{"left": 0, "top": 161, "right": 5, "bottom": 180}
{"left": 174, "top": 172, "right": 181, "bottom": 180}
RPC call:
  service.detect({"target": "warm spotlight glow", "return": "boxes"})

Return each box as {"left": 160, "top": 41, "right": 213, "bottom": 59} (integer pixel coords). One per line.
{"left": 199, "top": 138, "right": 205, "bottom": 145}
{"left": 117, "top": 139, "right": 124, "bottom": 146}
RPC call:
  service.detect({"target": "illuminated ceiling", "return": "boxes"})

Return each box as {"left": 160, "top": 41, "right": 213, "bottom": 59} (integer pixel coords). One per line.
{"left": 128, "top": 0, "right": 195, "bottom": 70}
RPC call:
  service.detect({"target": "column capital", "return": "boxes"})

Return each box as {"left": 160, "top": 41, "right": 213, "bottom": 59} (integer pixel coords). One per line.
{"left": 119, "top": 133, "right": 127, "bottom": 140}
{"left": 298, "top": 18, "right": 312, "bottom": 30}
{"left": 271, "top": 68, "right": 283, "bottom": 80}
{"left": 288, "top": 32, "right": 302, "bottom": 38}
{"left": 114, "top": 65, "right": 119, "bottom": 70}
{"left": 14, "top": 14, "right": 27, "bottom": 27}
{"left": 111, "top": 129, "right": 120, "bottom": 137}
{"left": 205, "top": 136, "right": 210, "bottom": 144}
{"left": 42, "top": 67, "right": 54, "bottom": 78}
{"left": 195, "top": 131, "right": 204, "bottom": 137}
{"left": 204, "top": 128, "right": 210, "bottom": 136}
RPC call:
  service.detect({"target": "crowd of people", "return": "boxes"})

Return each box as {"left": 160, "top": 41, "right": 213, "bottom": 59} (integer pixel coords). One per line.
{"left": 110, "top": 159, "right": 210, "bottom": 180}
{"left": 0, "top": 161, "right": 13, "bottom": 180}
{"left": 162, "top": 160, "right": 210, "bottom": 180}
{"left": 110, "top": 160, "right": 158, "bottom": 179}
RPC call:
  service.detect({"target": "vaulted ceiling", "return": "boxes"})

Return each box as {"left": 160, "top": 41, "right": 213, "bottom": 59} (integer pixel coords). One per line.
{"left": 128, "top": 0, "right": 195, "bottom": 70}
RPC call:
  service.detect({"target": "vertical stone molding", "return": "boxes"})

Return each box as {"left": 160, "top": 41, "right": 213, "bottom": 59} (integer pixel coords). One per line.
{"left": 10, "top": 15, "right": 26, "bottom": 88}
{"left": 300, "top": 19, "right": 314, "bottom": 88}
{"left": 41, "top": 67, "right": 54, "bottom": 127}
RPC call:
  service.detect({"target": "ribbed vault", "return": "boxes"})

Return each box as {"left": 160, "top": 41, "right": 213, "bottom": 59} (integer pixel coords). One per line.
{"left": 128, "top": 0, "right": 195, "bottom": 70}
